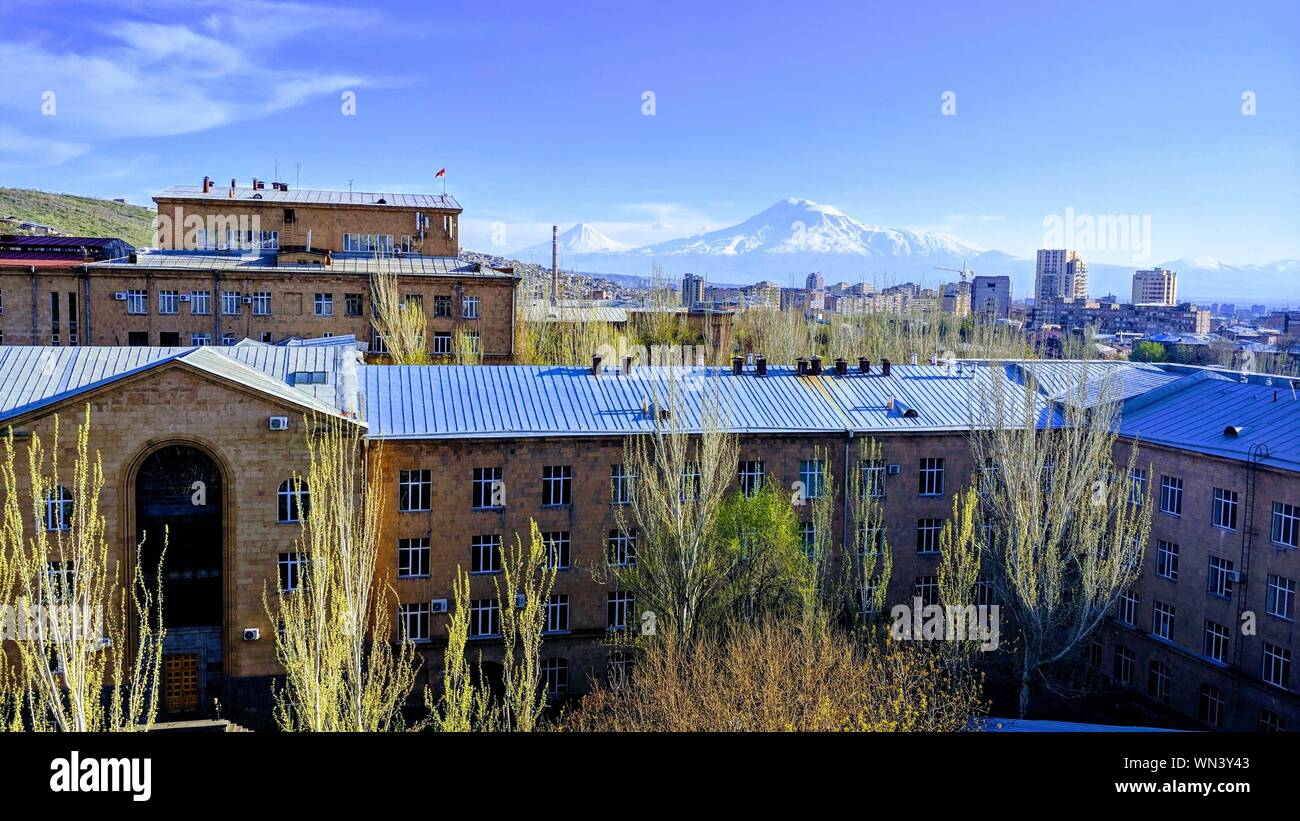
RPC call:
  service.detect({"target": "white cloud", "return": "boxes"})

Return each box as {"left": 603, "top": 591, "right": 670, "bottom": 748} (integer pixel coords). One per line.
{"left": 0, "top": 0, "right": 375, "bottom": 154}
{"left": 0, "top": 126, "right": 90, "bottom": 170}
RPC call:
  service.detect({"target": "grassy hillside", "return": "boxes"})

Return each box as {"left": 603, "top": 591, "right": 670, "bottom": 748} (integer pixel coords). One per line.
{"left": 0, "top": 187, "right": 154, "bottom": 247}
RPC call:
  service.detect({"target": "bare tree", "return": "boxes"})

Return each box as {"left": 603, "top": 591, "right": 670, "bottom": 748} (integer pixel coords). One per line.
{"left": 969, "top": 365, "right": 1152, "bottom": 717}
{"left": 493, "top": 521, "right": 557, "bottom": 732}
{"left": 845, "top": 437, "right": 893, "bottom": 624}
{"left": 265, "top": 415, "right": 421, "bottom": 731}
{"left": 612, "top": 372, "right": 739, "bottom": 641}
{"left": 427, "top": 567, "right": 496, "bottom": 731}
{"left": 370, "top": 264, "right": 429, "bottom": 364}
{"left": 1, "top": 408, "right": 165, "bottom": 731}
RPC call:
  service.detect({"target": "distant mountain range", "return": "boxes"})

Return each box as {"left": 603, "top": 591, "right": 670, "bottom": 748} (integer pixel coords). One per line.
{"left": 507, "top": 198, "right": 1299, "bottom": 304}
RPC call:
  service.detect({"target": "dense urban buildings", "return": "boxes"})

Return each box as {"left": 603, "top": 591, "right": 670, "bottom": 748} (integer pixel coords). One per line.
{"left": 1132, "top": 267, "right": 1178, "bottom": 305}
{"left": 1034, "top": 249, "right": 1089, "bottom": 304}
{"left": 1033, "top": 298, "right": 1212, "bottom": 335}
{"left": 0, "top": 181, "right": 522, "bottom": 358}
{"left": 971, "top": 275, "right": 1012, "bottom": 319}
{"left": 0, "top": 345, "right": 1293, "bottom": 731}
{"left": 682, "top": 272, "right": 705, "bottom": 309}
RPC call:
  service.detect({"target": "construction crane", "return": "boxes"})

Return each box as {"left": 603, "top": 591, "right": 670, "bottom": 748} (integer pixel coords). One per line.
{"left": 934, "top": 261, "right": 975, "bottom": 282}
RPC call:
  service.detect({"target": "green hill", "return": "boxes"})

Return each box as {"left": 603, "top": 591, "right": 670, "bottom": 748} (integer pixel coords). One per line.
{"left": 0, "top": 187, "right": 154, "bottom": 247}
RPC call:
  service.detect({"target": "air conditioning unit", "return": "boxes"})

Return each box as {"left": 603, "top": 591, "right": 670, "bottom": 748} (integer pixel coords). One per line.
{"left": 242, "top": 628, "right": 260, "bottom": 641}
{"left": 268, "top": 415, "right": 289, "bottom": 431}
{"left": 178, "top": 293, "right": 191, "bottom": 302}
{"left": 430, "top": 598, "right": 449, "bottom": 614}
{"left": 1227, "top": 570, "right": 1241, "bottom": 583}
{"left": 113, "top": 292, "right": 127, "bottom": 301}
{"left": 241, "top": 296, "right": 253, "bottom": 304}
{"left": 887, "top": 464, "right": 902, "bottom": 476}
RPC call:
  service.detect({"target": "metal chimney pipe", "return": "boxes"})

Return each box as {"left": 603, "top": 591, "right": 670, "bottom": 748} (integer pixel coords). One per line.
{"left": 755, "top": 355, "right": 767, "bottom": 376}
{"left": 834, "top": 357, "right": 848, "bottom": 376}
{"left": 881, "top": 358, "right": 891, "bottom": 377}
{"left": 796, "top": 357, "right": 808, "bottom": 375}
{"left": 591, "top": 354, "right": 602, "bottom": 376}
{"left": 810, "top": 355, "right": 823, "bottom": 375}
{"left": 622, "top": 355, "right": 634, "bottom": 375}
{"left": 858, "top": 356, "right": 870, "bottom": 374}
{"left": 731, "top": 356, "right": 743, "bottom": 376}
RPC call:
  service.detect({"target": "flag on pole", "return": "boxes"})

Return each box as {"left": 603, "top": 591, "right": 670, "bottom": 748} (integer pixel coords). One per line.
{"left": 435, "top": 168, "right": 446, "bottom": 178}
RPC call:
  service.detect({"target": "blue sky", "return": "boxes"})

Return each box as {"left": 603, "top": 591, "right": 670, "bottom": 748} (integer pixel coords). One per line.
{"left": 1, "top": 0, "right": 1297, "bottom": 264}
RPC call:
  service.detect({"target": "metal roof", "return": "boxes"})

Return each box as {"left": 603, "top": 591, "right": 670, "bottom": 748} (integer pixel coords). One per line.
{"left": 358, "top": 363, "right": 1053, "bottom": 440}
{"left": 89, "top": 251, "right": 514, "bottom": 279}
{"left": 521, "top": 303, "right": 629, "bottom": 324}
{"left": 0, "top": 235, "right": 125, "bottom": 248}
{"left": 155, "top": 185, "right": 460, "bottom": 211}
{"left": 0, "top": 346, "right": 355, "bottom": 424}
{"left": 1118, "top": 373, "right": 1300, "bottom": 472}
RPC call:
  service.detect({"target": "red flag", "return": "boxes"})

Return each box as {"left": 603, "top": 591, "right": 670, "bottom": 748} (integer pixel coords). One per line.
{"left": 435, "top": 168, "right": 446, "bottom": 178}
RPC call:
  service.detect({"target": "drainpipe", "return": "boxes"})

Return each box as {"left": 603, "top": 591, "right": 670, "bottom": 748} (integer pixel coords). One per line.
{"left": 30, "top": 268, "right": 37, "bottom": 344}
{"left": 842, "top": 429, "right": 853, "bottom": 557}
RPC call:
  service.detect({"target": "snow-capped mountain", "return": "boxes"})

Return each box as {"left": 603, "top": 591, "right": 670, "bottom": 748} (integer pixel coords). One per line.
{"left": 493, "top": 200, "right": 1299, "bottom": 301}
{"left": 635, "top": 198, "right": 990, "bottom": 260}
{"left": 511, "top": 223, "right": 633, "bottom": 259}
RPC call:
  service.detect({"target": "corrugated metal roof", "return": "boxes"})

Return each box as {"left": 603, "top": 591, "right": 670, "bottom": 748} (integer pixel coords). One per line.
{"left": 0, "top": 346, "right": 354, "bottom": 424}
{"left": 89, "top": 251, "right": 513, "bottom": 278}
{"left": 155, "top": 185, "right": 460, "bottom": 211}
{"left": 521, "top": 303, "right": 629, "bottom": 324}
{"left": 359, "top": 363, "right": 1052, "bottom": 440}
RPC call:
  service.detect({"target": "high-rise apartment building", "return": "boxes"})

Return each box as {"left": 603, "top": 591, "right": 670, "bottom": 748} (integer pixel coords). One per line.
{"left": 1035, "top": 249, "right": 1088, "bottom": 304}
{"left": 1132, "top": 267, "right": 1178, "bottom": 305}
{"left": 971, "top": 275, "right": 1012, "bottom": 319}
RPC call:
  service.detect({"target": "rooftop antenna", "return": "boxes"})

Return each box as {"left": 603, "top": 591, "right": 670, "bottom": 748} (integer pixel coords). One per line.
{"left": 348, "top": 179, "right": 354, "bottom": 195}
{"left": 295, "top": 162, "right": 300, "bottom": 189}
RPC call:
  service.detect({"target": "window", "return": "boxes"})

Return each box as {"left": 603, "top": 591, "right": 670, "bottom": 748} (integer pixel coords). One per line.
{"left": 126, "top": 289, "right": 148, "bottom": 315}
{"left": 542, "top": 531, "right": 571, "bottom": 570}
{"left": 470, "top": 535, "right": 502, "bottom": 575}
{"left": 462, "top": 296, "right": 480, "bottom": 319}
{"left": 278, "top": 552, "right": 308, "bottom": 592}
{"left": 159, "top": 331, "right": 180, "bottom": 347}
{"left": 1212, "top": 487, "right": 1238, "bottom": 530}
{"left": 542, "top": 657, "right": 568, "bottom": 696}
{"left": 913, "top": 575, "right": 939, "bottom": 607}
{"left": 66, "top": 292, "right": 77, "bottom": 346}
{"left": 342, "top": 233, "right": 394, "bottom": 254}
{"left": 251, "top": 292, "right": 271, "bottom": 316}
{"left": 973, "top": 579, "right": 994, "bottom": 607}
{"left": 1262, "top": 642, "right": 1291, "bottom": 688}
{"left": 918, "top": 458, "right": 944, "bottom": 496}
{"left": 801, "top": 521, "right": 816, "bottom": 560}
{"left": 542, "top": 465, "right": 571, "bottom": 507}
{"left": 190, "top": 290, "right": 211, "bottom": 315}
{"left": 1272, "top": 501, "right": 1299, "bottom": 548}
{"left": 1117, "top": 589, "right": 1138, "bottom": 627}
{"left": 607, "top": 590, "right": 634, "bottom": 630}
{"left": 611, "top": 464, "right": 634, "bottom": 505}
{"left": 44, "top": 486, "right": 73, "bottom": 531}
{"left": 1148, "top": 660, "right": 1171, "bottom": 701}
{"left": 1198, "top": 684, "right": 1223, "bottom": 727}
{"left": 221, "top": 291, "right": 241, "bottom": 315}
{"left": 433, "top": 295, "right": 452, "bottom": 318}
{"left": 1087, "top": 637, "right": 1102, "bottom": 668}
{"left": 314, "top": 293, "right": 333, "bottom": 317}
{"left": 222, "top": 332, "right": 236, "bottom": 346}
{"left": 1129, "top": 468, "right": 1147, "bottom": 506}
{"left": 1207, "top": 555, "right": 1235, "bottom": 598}
{"left": 857, "top": 523, "right": 884, "bottom": 557}
{"left": 857, "top": 578, "right": 881, "bottom": 616}
{"left": 916, "top": 518, "right": 942, "bottom": 555}
{"left": 398, "top": 602, "right": 430, "bottom": 642}
{"left": 397, "top": 538, "right": 430, "bottom": 579}
{"left": 258, "top": 230, "right": 279, "bottom": 250}
{"left": 158, "top": 290, "right": 179, "bottom": 315}
{"left": 1203, "top": 621, "right": 1229, "bottom": 663}
{"left": 277, "top": 479, "right": 309, "bottom": 523}
{"left": 1114, "top": 646, "right": 1135, "bottom": 685}
{"left": 1155, "top": 540, "right": 1179, "bottom": 581}
{"left": 544, "top": 594, "right": 569, "bottom": 633}
{"left": 608, "top": 529, "right": 636, "bottom": 567}
{"left": 398, "top": 469, "right": 432, "bottom": 512}
{"left": 738, "top": 460, "right": 764, "bottom": 497}
{"left": 1266, "top": 574, "right": 1296, "bottom": 621}
{"left": 50, "top": 292, "right": 60, "bottom": 345}
{"left": 862, "top": 459, "right": 887, "bottom": 498}
{"left": 469, "top": 599, "right": 500, "bottom": 638}
{"left": 471, "top": 467, "right": 502, "bottom": 510}
{"left": 128, "top": 331, "right": 149, "bottom": 346}
{"left": 191, "top": 333, "right": 211, "bottom": 346}
{"left": 283, "top": 208, "right": 295, "bottom": 225}
{"left": 1152, "top": 601, "right": 1175, "bottom": 641}
{"left": 1259, "top": 710, "right": 1287, "bottom": 732}
{"left": 800, "top": 459, "right": 826, "bottom": 499}
{"left": 1159, "top": 475, "right": 1183, "bottom": 516}
{"left": 345, "top": 293, "right": 364, "bottom": 317}
{"left": 465, "top": 331, "right": 480, "bottom": 355}
{"left": 42, "top": 561, "right": 75, "bottom": 604}
{"left": 431, "top": 332, "right": 452, "bottom": 356}
{"left": 679, "top": 462, "right": 701, "bottom": 502}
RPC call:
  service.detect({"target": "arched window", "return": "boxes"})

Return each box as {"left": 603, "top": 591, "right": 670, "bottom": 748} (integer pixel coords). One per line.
{"left": 278, "top": 479, "right": 309, "bottom": 523}
{"left": 44, "top": 486, "right": 72, "bottom": 531}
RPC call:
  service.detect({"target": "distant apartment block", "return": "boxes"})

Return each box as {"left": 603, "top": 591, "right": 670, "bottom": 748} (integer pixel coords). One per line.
{"left": 1035, "top": 249, "right": 1088, "bottom": 304}
{"left": 1033, "top": 298, "right": 1211, "bottom": 335}
{"left": 971, "top": 275, "right": 1012, "bottom": 319}
{"left": 682, "top": 272, "right": 705, "bottom": 309}
{"left": 1133, "top": 267, "right": 1178, "bottom": 305}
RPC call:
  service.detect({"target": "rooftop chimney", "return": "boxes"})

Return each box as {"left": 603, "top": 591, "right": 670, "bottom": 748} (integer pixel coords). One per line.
{"left": 252, "top": 177, "right": 260, "bottom": 190}
{"left": 858, "top": 356, "right": 870, "bottom": 374}
{"left": 230, "top": 178, "right": 237, "bottom": 189}
{"left": 755, "top": 355, "right": 767, "bottom": 376}
{"left": 881, "top": 358, "right": 891, "bottom": 377}
{"left": 834, "top": 357, "right": 848, "bottom": 376}
{"left": 202, "top": 175, "right": 212, "bottom": 194}
{"left": 622, "top": 355, "right": 634, "bottom": 375}
{"left": 551, "top": 225, "right": 559, "bottom": 305}
{"left": 731, "top": 356, "right": 743, "bottom": 376}
{"left": 591, "top": 354, "right": 603, "bottom": 376}
{"left": 810, "top": 355, "right": 823, "bottom": 375}
{"left": 797, "top": 358, "right": 808, "bottom": 376}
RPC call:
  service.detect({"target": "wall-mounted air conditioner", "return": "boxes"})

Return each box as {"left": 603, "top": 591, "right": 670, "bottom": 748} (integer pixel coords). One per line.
{"left": 268, "top": 416, "right": 289, "bottom": 431}
{"left": 113, "top": 292, "right": 127, "bottom": 301}
{"left": 887, "top": 464, "right": 902, "bottom": 476}
{"left": 430, "top": 599, "right": 449, "bottom": 614}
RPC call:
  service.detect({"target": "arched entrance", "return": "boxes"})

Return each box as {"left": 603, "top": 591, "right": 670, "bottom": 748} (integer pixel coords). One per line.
{"left": 135, "top": 444, "right": 224, "bottom": 715}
